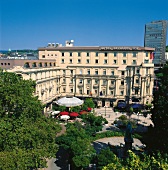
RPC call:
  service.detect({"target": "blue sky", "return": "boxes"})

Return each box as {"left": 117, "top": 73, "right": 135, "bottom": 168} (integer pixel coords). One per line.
{"left": 0, "top": 0, "right": 168, "bottom": 50}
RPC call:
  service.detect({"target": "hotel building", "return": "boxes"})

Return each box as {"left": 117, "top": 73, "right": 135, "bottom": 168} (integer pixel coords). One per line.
{"left": 0, "top": 41, "right": 155, "bottom": 112}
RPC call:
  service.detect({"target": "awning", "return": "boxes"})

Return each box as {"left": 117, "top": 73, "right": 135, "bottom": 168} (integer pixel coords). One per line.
{"left": 69, "top": 112, "right": 79, "bottom": 117}
{"left": 60, "top": 111, "right": 69, "bottom": 115}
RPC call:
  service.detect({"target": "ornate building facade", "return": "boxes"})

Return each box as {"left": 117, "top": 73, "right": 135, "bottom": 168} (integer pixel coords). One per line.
{"left": 0, "top": 41, "right": 155, "bottom": 111}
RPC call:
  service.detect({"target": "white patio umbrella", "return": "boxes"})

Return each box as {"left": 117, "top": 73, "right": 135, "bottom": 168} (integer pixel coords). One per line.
{"left": 60, "top": 115, "right": 70, "bottom": 120}
{"left": 55, "top": 97, "right": 84, "bottom": 107}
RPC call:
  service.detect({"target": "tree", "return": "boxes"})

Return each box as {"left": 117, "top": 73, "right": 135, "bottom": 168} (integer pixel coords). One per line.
{"left": 96, "top": 147, "right": 120, "bottom": 170}
{"left": 102, "top": 150, "right": 168, "bottom": 170}
{"left": 151, "top": 63, "right": 168, "bottom": 151}
{"left": 0, "top": 70, "right": 61, "bottom": 169}
{"left": 166, "top": 45, "right": 168, "bottom": 52}
{"left": 82, "top": 98, "right": 95, "bottom": 110}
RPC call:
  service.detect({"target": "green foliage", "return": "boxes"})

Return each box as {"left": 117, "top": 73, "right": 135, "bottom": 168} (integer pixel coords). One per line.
{"left": 83, "top": 98, "right": 95, "bottom": 109}
{"left": 71, "top": 137, "right": 96, "bottom": 168}
{"left": 0, "top": 71, "right": 61, "bottom": 169}
{"left": 56, "top": 122, "right": 95, "bottom": 169}
{"left": 103, "top": 150, "right": 168, "bottom": 170}
{"left": 58, "top": 105, "right": 66, "bottom": 112}
{"left": 151, "top": 63, "right": 168, "bottom": 151}
{"left": 118, "top": 115, "right": 127, "bottom": 121}
{"left": 0, "top": 70, "right": 43, "bottom": 120}
{"left": 70, "top": 106, "right": 81, "bottom": 113}
{"left": 96, "top": 147, "right": 121, "bottom": 170}
{"left": 166, "top": 45, "right": 168, "bottom": 52}
{"left": 80, "top": 113, "right": 107, "bottom": 135}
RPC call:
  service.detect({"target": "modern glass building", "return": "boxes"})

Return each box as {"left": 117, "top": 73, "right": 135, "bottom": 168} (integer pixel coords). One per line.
{"left": 144, "top": 20, "right": 168, "bottom": 66}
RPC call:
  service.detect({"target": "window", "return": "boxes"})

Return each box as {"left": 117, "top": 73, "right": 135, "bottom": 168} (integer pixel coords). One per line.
{"left": 63, "top": 70, "right": 66, "bottom": 75}
{"left": 110, "top": 91, "right": 114, "bottom": 95}
{"left": 123, "top": 52, "right": 127, "bottom": 57}
{"left": 95, "top": 90, "right": 98, "bottom": 94}
{"left": 61, "top": 59, "right": 64, "bottom": 63}
{"left": 71, "top": 88, "right": 73, "bottom": 93}
{"left": 123, "top": 60, "right": 126, "bottom": 64}
{"left": 146, "top": 52, "right": 148, "bottom": 57}
{"left": 62, "top": 52, "right": 64, "bottom": 56}
{"left": 87, "top": 90, "right": 90, "bottom": 95}
{"left": 120, "top": 91, "right": 124, "bottom": 95}
{"left": 133, "top": 52, "right": 137, "bottom": 57}
{"left": 70, "top": 78, "right": 73, "bottom": 83}
{"left": 146, "top": 68, "right": 149, "bottom": 74}
{"left": 78, "top": 59, "right": 81, "bottom": 63}
{"left": 113, "top": 60, "right": 117, "bottom": 64}
{"left": 111, "top": 70, "right": 114, "bottom": 75}
{"left": 135, "top": 88, "right": 139, "bottom": 95}
{"left": 44, "top": 63, "right": 47, "bottom": 67}
{"left": 103, "top": 80, "right": 107, "bottom": 85}
{"left": 51, "top": 54, "right": 53, "bottom": 56}
{"left": 86, "top": 59, "right": 90, "bottom": 64}
{"left": 121, "top": 71, "right": 125, "bottom": 76}
{"left": 63, "top": 79, "right": 66, "bottom": 84}
{"left": 95, "top": 79, "right": 98, "bottom": 84}
{"left": 103, "top": 69, "right": 106, "bottom": 75}
{"left": 87, "top": 52, "right": 89, "bottom": 56}
{"left": 111, "top": 80, "right": 114, "bottom": 84}
{"left": 105, "top": 52, "right": 108, "bottom": 57}
{"left": 87, "top": 69, "right": 90, "bottom": 75}
{"left": 114, "top": 52, "right": 117, "bottom": 57}
{"left": 70, "top": 70, "right": 73, "bottom": 74}
{"left": 95, "top": 59, "right": 99, "bottom": 64}
{"left": 79, "top": 69, "right": 83, "bottom": 74}
{"left": 79, "top": 89, "right": 82, "bottom": 94}
{"left": 96, "top": 52, "right": 99, "bottom": 57}
{"left": 70, "top": 52, "right": 72, "bottom": 57}
{"left": 95, "top": 70, "right": 98, "bottom": 75}
{"left": 104, "top": 59, "right": 107, "bottom": 64}
{"left": 8, "top": 63, "right": 10, "bottom": 65}
{"left": 48, "top": 54, "right": 49, "bottom": 56}
{"left": 136, "top": 69, "right": 140, "bottom": 74}
{"left": 70, "top": 59, "right": 72, "bottom": 63}
{"left": 121, "top": 80, "right": 124, "bottom": 85}
{"left": 136, "top": 79, "right": 139, "bottom": 84}
{"left": 144, "top": 60, "right": 149, "bottom": 63}
{"left": 79, "top": 79, "right": 83, "bottom": 83}
{"left": 42, "top": 55, "right": 45, "bottom": 58}
{"left": 63, "top": 88, "right": 66, "bottom": 93}
{"left": 87, "top": 79, "right": 90, "bottom": 84}
{"left": 132, "top": 60, "right": 136, "bottom": 64}
{"left": 78, "top": 52, "right": 81, "bottom": 57}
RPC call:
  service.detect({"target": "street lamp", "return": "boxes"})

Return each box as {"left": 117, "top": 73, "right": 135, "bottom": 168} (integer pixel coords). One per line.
{"left": 104, "top": 105, "right": 107, "bottom": 116}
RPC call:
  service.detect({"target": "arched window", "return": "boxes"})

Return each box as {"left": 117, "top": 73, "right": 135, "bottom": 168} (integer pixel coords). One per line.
{"left": 32, "top": 62, "right": 37, "bottom": 68}
{"left": 44, "top": 63, "right": 47, "bottom": 67}
{"left": 50, "top": 63, "right": 52, "bottom": 66}
{"left": 24, "top": 62, "right": 30, "bottom": 68}
{"left": 38, "top": 63, "right": 42, "bottom": 67}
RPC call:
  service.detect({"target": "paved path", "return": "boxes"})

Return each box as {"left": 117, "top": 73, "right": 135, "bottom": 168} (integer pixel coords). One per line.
{"left": 94, "top": 107, "right": 153, "bottom": 127}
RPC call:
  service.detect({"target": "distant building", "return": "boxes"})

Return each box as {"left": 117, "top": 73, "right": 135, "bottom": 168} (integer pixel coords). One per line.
{"left": 144, "top": 20, "right": 168, "bottom": 66}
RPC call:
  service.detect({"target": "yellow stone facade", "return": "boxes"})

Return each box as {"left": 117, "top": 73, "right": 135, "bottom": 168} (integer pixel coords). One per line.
{"left": 37, "top": 44, "right": 155, "bottom": 108}
{"left": 1, "top": 43, "right": 155, "bottom": 112}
